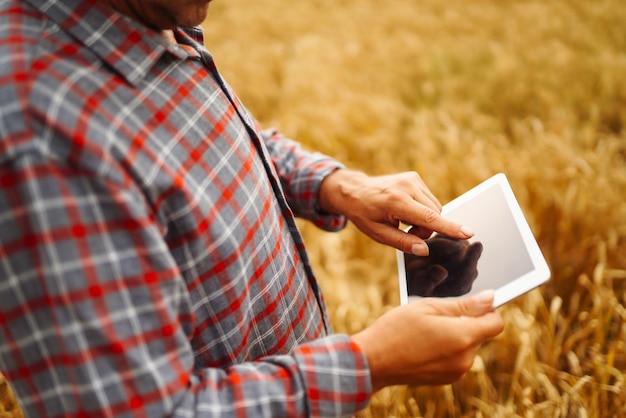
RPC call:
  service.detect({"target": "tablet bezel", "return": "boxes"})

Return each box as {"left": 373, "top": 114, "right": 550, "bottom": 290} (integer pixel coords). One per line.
{"left": 396, "top": 173, "right": 550, "bottom": 308}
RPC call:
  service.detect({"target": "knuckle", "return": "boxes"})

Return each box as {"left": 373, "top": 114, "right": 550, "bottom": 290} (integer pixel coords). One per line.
{"left": 461, "top": 353, "right": 477, "bottom": 372}
{"left": 457, "top": 334, "right": 474, "bottom": 350}
{"left": 422, "top": 207, "right": 439, "bottom": 224}
{"left": 385, "top": 189, "right": 407, "bottom": 206}
{"left": 405, "top": 171, "right": 422, "bottom": 184}
{"left": 449, "top": 348, "right": 475, "bottom": 376}
{"left": 455, "top": 357, "right": 474, "bottom": 376}
{"left": 408, "top": 171, "right": 422, "bottom": 182}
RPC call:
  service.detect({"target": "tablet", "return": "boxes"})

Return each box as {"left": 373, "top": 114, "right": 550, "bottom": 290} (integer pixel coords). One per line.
{"left": 396, "top": 173, "right": 550, "bottom": 308}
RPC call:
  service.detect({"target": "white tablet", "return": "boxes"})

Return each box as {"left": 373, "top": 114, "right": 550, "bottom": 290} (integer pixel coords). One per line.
{"left": 397, "top": 173, "right": 550, "bottom": 308}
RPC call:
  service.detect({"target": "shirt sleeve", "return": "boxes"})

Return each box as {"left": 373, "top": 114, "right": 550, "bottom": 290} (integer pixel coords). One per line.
{"left": 259, "top": 127, "right": 348, "bottom": 232}
{"left": 0, "top": 154, "right": 371, "bottom": 418}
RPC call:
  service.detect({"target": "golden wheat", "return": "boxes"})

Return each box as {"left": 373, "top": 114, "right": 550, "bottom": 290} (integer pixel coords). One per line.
{"left": 202, "top": 0, "right": 626, "bottom": 416}
{"left": 2, "top": 0, "right": 625, "bottom": 416}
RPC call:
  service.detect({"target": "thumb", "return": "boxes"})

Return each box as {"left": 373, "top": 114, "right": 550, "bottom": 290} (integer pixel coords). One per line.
{"left": 457, "top": 289, "right": 495, "bottom": 317}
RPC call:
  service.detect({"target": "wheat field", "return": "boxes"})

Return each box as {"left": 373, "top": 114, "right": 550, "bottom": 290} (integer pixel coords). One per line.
{"left": 2, "top": 0, "right": 625, "bottom": 417}
{"left": 201, "top": 0, "right": 626, "bottom": 416}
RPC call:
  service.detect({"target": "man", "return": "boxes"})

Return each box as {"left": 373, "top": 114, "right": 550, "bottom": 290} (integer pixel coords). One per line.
{"left": 0, "top": 0, "right": 504, "bottom": 416}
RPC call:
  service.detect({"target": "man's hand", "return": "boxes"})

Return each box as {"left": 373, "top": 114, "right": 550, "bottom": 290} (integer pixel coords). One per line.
{"left": 318, "top": 169, "right": 474, "bottom": 256}
{"left": 351, "top": 290, "right": 504, "bottom": 392}
{"left": 405, "top": 232, "right": 483, "bottom": 297}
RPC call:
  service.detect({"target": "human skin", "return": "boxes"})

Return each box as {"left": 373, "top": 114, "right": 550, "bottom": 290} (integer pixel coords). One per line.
{"left": 318, "top": 169, "right": 474, "bottom": 256}
{"left": 96, "top": 1, "right": 474, "bottom": 257}
{"left": 97, "top": 0, "right": 504, "bottom": 395}
{"left": 405, "top": 234, "right": 483, "bottom": 297}
{"left": 318, "top": 171, "right": 503, "bottom": 391}
{"left": 351, "top": 290, "right": 503, "bottom": 392}
{"left": 99, "top": 0, "right": 213, "bottom": 35}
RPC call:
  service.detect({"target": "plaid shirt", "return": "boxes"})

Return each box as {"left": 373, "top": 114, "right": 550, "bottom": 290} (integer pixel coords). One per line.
{"left": 0, "top": 0, "right": 372, "bottom": 416}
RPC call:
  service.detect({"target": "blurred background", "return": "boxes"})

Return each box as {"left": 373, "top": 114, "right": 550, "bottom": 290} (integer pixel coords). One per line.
{"left": 201, "top": 0, "right": 625, "bottom": 416}
{"left": 2, "top": 0, "right": 625, "bottom": 417}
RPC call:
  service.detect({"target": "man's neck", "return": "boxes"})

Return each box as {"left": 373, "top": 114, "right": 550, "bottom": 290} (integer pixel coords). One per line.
{"left": 161, "top": 29, "right": 177, "bottom": 45}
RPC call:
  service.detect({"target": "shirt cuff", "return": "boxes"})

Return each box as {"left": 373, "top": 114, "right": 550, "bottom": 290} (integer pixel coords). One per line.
{"left": 305, "top": 165, "right": 348, "bottom": 232}
{"left": 292, "top": 334, "right": 372, "bottom": 417}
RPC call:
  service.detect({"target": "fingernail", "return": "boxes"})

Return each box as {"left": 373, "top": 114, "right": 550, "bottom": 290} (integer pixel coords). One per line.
{"left": 474, "top": 289, "right": 495, "bottom": 307}
{"left": 461, "top": 226, "right": 475, "bottom": 238}
{"left": 411, "top": 243, "right": 429, "bottom": 256}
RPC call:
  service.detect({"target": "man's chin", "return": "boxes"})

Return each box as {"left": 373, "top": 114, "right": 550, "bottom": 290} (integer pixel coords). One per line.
{"left": 177, "top": 6, "right": 210, "bottom": 27}
{"left": 186, "top": 2, "right": 212, "bottom": 25}
{"left": 151, "top": 2, "right": 211, "bottom": 29}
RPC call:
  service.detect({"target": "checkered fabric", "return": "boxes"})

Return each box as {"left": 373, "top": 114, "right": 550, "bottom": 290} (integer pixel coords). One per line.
{"left": 0, "top": 0, "right": 372, "bottom": 416}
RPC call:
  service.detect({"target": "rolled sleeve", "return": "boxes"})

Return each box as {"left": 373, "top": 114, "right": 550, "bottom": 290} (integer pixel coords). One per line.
{"left": 291, "top": 334, "right": 372, "bottom": 417}
{"left": 261, "top": 128, "right": 348, "bottom": 232}
{"left": 186, "top": 334, "right": 372, "bottom": 417}
{"left": 0, "top": 155, "right": 371, "bottom": 418}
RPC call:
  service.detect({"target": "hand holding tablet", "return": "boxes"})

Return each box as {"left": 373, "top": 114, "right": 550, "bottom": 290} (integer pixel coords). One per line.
{"left": 404, "top": 234, "right": 483, "bottom": 297}
{"left": 397, "top": 173, "right": 551, "bottom": 308}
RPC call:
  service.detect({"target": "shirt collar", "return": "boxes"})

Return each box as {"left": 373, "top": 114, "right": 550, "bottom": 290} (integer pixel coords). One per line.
{"left": 25, "top": 0, "right": 201, "bottom": 86}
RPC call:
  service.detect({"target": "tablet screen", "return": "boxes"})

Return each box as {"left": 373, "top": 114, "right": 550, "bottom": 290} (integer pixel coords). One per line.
{"left": 397, "top": 173, "right": 550, "bottom": 307}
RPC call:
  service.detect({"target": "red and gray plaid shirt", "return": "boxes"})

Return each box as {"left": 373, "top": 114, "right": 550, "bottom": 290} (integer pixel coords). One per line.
{"left": 0, "top": 0, "right": 372, "bottom": 416}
